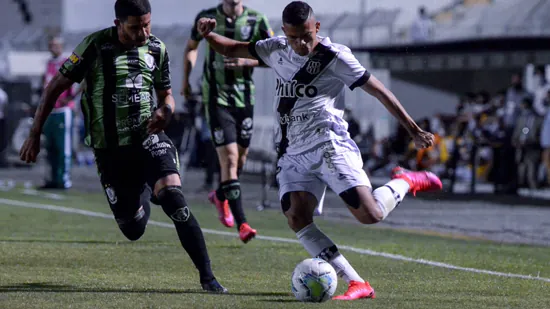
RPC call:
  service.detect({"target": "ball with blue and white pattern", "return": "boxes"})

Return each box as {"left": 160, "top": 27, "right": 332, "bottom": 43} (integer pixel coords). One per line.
{"left": 291, "top": 258, "right": 338, "bottom": 302}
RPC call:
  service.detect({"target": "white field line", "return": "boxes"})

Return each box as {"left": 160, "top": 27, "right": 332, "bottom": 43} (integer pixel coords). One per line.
{"left": 1, "top": 198, "right": 549, "bottom": 283}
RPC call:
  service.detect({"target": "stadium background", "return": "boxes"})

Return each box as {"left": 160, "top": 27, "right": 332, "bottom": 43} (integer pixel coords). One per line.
{"left": 1, "top": 0, "right": 550, "bottom": 211}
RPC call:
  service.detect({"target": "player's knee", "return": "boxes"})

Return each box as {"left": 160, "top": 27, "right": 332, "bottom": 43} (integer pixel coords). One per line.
{"left": 282, "top": 194, "right": 313, "bottom": 232}
{"left": 115, "top": 206, "right": 148, "bottom": 241}
{"left": 156, "top": 186, "right": 192, "bottom": 223}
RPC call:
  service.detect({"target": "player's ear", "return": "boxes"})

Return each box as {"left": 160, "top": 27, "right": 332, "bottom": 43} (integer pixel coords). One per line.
{"left": 114, "top": 19, "right": 121, "bottom": 27}
{"left": 316, "top": 21, "right": 320, "bottom": 32}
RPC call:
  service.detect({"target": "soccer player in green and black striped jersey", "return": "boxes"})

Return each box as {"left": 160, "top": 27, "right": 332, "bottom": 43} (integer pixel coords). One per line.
{"left": 19, "top": 0, "right": 227, "bottom": 293}
{"left": 183, "top": 0, "right": 273, "bottom": 243}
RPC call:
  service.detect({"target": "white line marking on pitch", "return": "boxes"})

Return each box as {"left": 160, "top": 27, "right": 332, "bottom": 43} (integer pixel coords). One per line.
{"left": 1, "top": 198, "right": 549, "bottom": 283}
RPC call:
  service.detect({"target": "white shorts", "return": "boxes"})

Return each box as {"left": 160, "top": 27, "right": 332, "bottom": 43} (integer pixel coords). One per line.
{"left": 277, "top": 139, "right": 372, "bottom": 204}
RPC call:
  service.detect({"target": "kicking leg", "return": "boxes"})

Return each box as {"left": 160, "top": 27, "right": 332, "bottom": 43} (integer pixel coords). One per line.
{"left": 340, "top": 167, "right": 442, "bottom": 225}
{"left": 281, "top": 191, "right": 375, "bottom": 301}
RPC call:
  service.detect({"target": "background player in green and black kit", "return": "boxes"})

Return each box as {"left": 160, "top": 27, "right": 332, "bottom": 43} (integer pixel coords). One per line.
{"left": 19, "top": 0, "right": 227, "bottom": 293}
{"left": 182, "top": 0, "right": 273, "bottom": 243}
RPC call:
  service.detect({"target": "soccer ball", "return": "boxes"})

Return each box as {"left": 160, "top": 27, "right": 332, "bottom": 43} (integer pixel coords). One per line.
{"left": 291, "top": 258, "right": 338, "bottom": 302}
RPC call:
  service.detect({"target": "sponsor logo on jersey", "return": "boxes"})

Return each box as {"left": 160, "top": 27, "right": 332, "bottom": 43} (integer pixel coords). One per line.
{"left": 68, "top": 52, "right": 82, "bottom": 65}
{"left": 117, "top": 113, "right": 151, "bottom": 133}
{"left": 275, "top": 79, "right": 318, "bottom": 98}
{"left": 279, "top": 113, "right": 310, "bottom": 125}
{"left": 101, "top": 43, "right": 114, "bottom": 50}
{"left": 111, "top": 92, "right": 151, "bottom": 104}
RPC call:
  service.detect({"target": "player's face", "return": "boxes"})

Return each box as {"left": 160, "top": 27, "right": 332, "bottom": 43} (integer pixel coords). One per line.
{"left": 48, "top": 40, "right": 63, "bottom": 57}
{"left": 115, "top": 13, "right": 152, "bottom": 47}
{"left": 223, "top": 0, "right": 242, "bottom": 6}
{"left": 282, "top": 18, "right": 320, "bottom": 56}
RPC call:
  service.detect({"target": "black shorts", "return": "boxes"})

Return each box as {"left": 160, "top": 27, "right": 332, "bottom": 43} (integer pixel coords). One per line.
{"left": 207, "top": 103, "right": 254, "bottom": 148}
{"left": 94, "top": 132, "right": 179, "bottom": 217}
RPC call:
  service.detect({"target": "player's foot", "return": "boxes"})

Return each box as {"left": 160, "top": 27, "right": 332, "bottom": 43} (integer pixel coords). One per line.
{"left": 391, "top": 166, "right": 443, "bottom": 196}
{"left": 208, "top": 191, "right": 234, "bottom": 228}
{"left": 201, "top": 278, "right": 228, "bottom": 294}
{"left": 238, "top": 223, "right": 257, "bottom": 243}
{"left": 333, "top": 280, "right": 375, "bottom": 300}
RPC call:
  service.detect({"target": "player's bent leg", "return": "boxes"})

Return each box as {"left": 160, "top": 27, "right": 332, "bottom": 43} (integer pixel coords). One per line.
{"left": 153, "top": 174, "right": 227, "bottom": 293}
{"left": 114, "top": 189, "right": 151, "bottom": 241}
{"left": 339, "top": 186, "right": 384, "bottom": 224}
{"left": 208, "top": 143, "right": 236, "bottom": 228}
{"left": 282, "top": 191, "right": 375, "bottom": 301}
{"left": 213, "top": 143, "right": 255, "bottom": 242}
{"left": 237, "top": 144, "right": 249, "bottom": 177}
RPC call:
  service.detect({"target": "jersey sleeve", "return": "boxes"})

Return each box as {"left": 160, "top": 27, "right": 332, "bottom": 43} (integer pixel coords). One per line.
{"left": 332, "top": 48, "right": 371, "bottom": 90}
{"left": 154, "top": 44, "right": 171, "bottom": 90}
{"left": 59, "top": 34, "right": 98, "bottom": 83}
{"left": 256, "top": 14, "right": 274, "bottom": 41}
{"left": 190, "top": 10, "right": 216, "bottom": 42}
{"left": 247, "top": 37, "right": 283, "bottom": 68}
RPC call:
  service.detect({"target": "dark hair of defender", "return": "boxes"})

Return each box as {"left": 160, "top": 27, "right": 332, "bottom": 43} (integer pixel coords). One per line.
{"left": 282, "top": 1, "right": 314, "bottom": 26}
{"left": 115, "top": 0, "right": 151, "bottom": 21}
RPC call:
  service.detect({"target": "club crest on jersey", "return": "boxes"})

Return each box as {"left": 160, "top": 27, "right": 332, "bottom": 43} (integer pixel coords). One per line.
{"left": 275, "top": 79, "right": 318, "bottom": 98}
{"left": 306, "top": 60, "right": 322, "bottom": 75}
{"left": 240, "top": 25, "right": 252, "bottom": 40}
{"left": 144, "top": 53, "right": 156, "bottom": 70}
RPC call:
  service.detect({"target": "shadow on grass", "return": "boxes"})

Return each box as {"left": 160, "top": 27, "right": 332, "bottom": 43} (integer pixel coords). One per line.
{"left": 0, "top": 282, "right": 291, "bottom": 297}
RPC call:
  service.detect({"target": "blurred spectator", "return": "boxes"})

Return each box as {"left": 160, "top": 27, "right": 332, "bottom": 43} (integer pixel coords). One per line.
{"left": 410, "top": 6, "right": 434, "bottom": 42}
{"left": 512, "top": 96, "right": 544, "bottom": 189}
{"left": 532, "top": 65, "right": 550, "bottom": 116}
{"left": 0, "top": 85, "right": 8, "bottom": 167}
{"left": 540, "top": 90, "right": 550, "bottom": 186}
{"left": 40, "top": 37, "right": 77, "bottom": 189}
{"left": 504, "top": 73, "right": 527, "bottom": 127}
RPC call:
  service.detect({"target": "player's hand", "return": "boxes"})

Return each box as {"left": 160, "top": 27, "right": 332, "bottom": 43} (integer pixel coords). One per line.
{"left": 224, "top": 57, "right": 251, "bottom": 69}
{"left": 411, "top": 129, "right": 435, "bottom": 149}
{"left": 181, "top": 80, "right": 192, "bottom": 99}
{"left": 19, "top": 133, "right": 41, "bottom": 163}
{"left": 197, "top": 18, "right": 216, "bottom": 37}
{"left": 147, "top": 104, "right": 173, "bottom": 134}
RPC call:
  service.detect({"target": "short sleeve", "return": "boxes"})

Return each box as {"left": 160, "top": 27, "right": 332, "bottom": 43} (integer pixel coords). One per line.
{"left": 59, "top": 34, "right": 98, "bottom": 83}
{"left": 154, "top": 45, "right": 171, "bottom": 90}
{"left": 190, "top": 9, "right": 216, "bottom": 42}
{"left": 248, "top": 37, "right": 284, "bottom": 68}
{"left": 332, "top": 48, "right": 370, "bottom": 90}
{"left": 256, "top": 14, "right": 274, "bottom": 41}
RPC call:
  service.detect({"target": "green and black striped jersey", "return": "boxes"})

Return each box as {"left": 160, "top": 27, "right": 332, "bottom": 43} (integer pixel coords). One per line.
{"left": 191, "top": 5, "right": 273, "bottom": 108}
{"left": 59, "top": 27, "right": 171, "bottom": 149}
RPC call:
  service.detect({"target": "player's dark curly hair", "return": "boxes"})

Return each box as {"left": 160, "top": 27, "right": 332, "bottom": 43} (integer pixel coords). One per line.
{"left": 282, "top": 1, "right": 314, "bottom": 26}
{"left": 115, "top": 0, "right": 151, "bottom": 21}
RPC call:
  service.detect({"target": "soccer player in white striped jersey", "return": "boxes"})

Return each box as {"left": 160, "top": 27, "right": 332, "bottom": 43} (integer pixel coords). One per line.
{"left": 196, "top": 1, "right": 442, "bottom": 301}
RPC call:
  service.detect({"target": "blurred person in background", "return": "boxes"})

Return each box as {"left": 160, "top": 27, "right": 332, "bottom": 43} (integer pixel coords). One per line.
{"left": 504, "top": 73, "right": 527, "bottom": 128}
{"left": 182, "top": 0, "right": 274, "bottom": 242}
{"left": 0, "top": 85, "right": 8, "bottom": 167}
{"left": 540, "top": 90, "right": 550, "bottom": 186}
{"left": 410, "top": 6, "right": 434, "bottom": 42}
{"left": 532, "top": 65, "right": 550, "bottom": 116}
{"left": 40, "top": 36, "right": 78, "bottom": 189}
{"left": 512, "top": 96, "right": 544, "bottom": 189}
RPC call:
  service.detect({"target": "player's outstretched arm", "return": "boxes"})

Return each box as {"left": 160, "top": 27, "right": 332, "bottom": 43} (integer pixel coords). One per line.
{"left": 360, "top": 75, "right": 434, "bottom": 149}
{"left": 20, "top": 73, "right": 74, "bottom": 163}
{"left": 197, "top": 18, "right": 254, "bottom": 59}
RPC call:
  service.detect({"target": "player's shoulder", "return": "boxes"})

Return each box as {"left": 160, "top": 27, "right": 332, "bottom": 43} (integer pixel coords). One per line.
{"left": 148, "top": 34, "right": 166, "bottom": 49}
{"left": 195, "top": 6, "right": 219, "bottom": 19}
{"left": 326, "top": 40, "right": 353, "bottom": 56}
{"left": 82, "top": 27, "right": 114, "bottom": 46}
{"left": 262, "top": 36, "right": 287, "bottom": 49}
{"left": 244, "top": 7, "right": 268, "bottom": 19}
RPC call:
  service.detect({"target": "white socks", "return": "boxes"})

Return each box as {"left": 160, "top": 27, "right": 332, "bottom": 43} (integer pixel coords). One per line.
{"left": 296, "top": 223, "right": 364, "bottom": 283}
{"left": 372, "top": 179, "right": 410, "bottom": 219}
